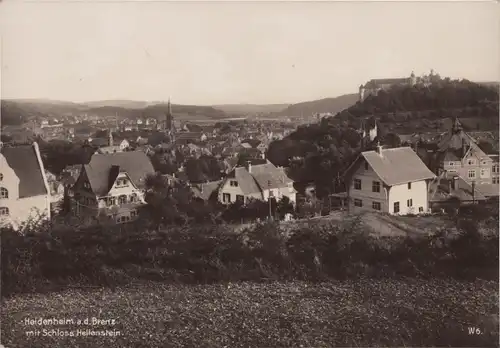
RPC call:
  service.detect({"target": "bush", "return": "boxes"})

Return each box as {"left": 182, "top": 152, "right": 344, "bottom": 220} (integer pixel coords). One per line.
{"left": 1, "top": 214, "right": 498, "bottom": 297}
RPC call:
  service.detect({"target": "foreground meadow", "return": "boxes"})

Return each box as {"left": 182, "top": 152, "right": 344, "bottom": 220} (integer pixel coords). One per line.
{"left": 2, "top": 279, "right": 498, "bottom": 348}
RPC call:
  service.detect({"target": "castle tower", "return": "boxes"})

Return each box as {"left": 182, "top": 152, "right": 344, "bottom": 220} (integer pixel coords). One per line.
{"left": 358, "top": 84, "right": 365, "bottom": 101}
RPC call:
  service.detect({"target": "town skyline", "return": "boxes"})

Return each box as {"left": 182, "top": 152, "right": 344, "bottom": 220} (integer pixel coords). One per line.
{"left": 1, "top": 1, "right": 498, "bottom": 105}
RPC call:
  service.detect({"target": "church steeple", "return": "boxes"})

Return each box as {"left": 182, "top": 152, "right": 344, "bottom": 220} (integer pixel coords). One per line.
{"left": 166, "top": 97, "right": 173, "bottom": 131}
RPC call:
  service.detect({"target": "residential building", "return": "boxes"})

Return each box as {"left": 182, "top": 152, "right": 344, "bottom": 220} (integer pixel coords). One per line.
{"left": 72, "top": 151, "right": 155, "bottom": 224}
{"left": 94, "top": 130, "right": 128, "bottom": 154}
{"left": 435, "top": 118, "right": 499, "bottom": 197}
{"left": 218, "top": 160, "right": 296, "bottom": 205}
{"left": 345, "top": 145, "right": 436, "bottom": 215}
{"left": 0, "top": 143, "right": 51, "bottom": 229}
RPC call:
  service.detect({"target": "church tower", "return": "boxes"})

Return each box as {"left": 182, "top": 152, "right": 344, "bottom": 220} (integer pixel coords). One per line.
{"left": 166, "top": 97, "right": 173, "bottom": 131}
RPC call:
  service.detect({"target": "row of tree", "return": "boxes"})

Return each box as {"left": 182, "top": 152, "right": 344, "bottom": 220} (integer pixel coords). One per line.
{"left": 139, "top": 173, "right": 296, "bottom": 228}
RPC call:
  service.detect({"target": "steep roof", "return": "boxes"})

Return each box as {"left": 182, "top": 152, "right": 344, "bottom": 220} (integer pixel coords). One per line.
{"left": 437, "top": 120, "right": 488, "bottom": 159}
{"left": 429, "top": 173, "right": 489, "bottom": 202}
{"left": 83, "top": 151, "right": 155, "bottom": 196}
{"left": 360, "top": 147, "right": 436, "bottom": 186}
{"left": 1, "top": 144, "right": 48, "bottom": 198}
{"left": 191, "top": 180, "right": 222, "bottom": 200}
{"left": 226, "top": 162, "right": 293, "bottom": 196}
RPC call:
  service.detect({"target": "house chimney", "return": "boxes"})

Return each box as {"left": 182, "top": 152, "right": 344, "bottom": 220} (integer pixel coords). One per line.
{"left": 376, "top": 141, "right": 383, "bottom": 156}
{"left": 462, "top": 138, "right": 467, "bottom": 157}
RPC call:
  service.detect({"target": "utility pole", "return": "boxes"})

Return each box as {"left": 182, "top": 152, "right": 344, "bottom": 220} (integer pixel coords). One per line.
{"left": 268, "top": 180, "right": 273, "bottom": 221}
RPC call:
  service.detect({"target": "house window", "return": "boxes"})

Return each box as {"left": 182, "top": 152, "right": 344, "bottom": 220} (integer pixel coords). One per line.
{"left": 364, "top": 162, "right": 369, "bottom": 170}
{"left": 493, "top": 177, "right": 499, "bottom": 184}
{"left": 116, "top": 179, "right": 129, "bottom": 187}
{"left": 419, "top": 207, "right": 424, "bottom": 213}
{"left": 130, "top": 210, "right": 137, "bottom": 218}
{"left": 493, "top": 164, "right": 499, "bottom": 173}
{"left": 480, "top": 169, "right": 490, "bottom": 178}
{"left": 118, "top": 195, "right": 127, "bottom": 205}
{"left": 107, "top": 197, "right": 116, "bottom": 206}
{"left": 230, "top": 180, "right": 238, "bottom": 187}
{"left": 468, "top": 170, "right": 476, "bottom": 179}
{"left": 354, "top": 179, "right": 362, "bottom": 190}
{"left": 407, "top": 199, "right": 413, "bottom": 207}
{"left": 0, "top": 173, "right": 3, "bottom": 181}
{"left": 0, "top": 207, "right": 9, "bottom": 216}
{"left": 393, "top": 202, "right": 400, "bottom": 213}
{"left": 269, "top": 190, "right": 274, "bottom": 198}
{"left": 407, "top": 182, "right": 412, "bottom": 190}
{"left": 372, "top": 201, "right": 381, "bottom": 210}
{"left": 467, "top": 159, "right": 475, "bottom": 165}
{"left": 130, "top": 193, "right": 138, "bottom": 203}
{"left": 223, "top": 193, "right": 231, "bottom": 203}
{"left": 354, "top": 199, "right": 363, "bottom": 207}
{"left": 236, "top": 195, "right": 244, "bottom": 203}
{"left": 0, "top": 188, "right": 8, "bottom": 199}
{"left": 448, "top": 162, "right": 455, "bottom": 166}
{"left": 372, "top": 181, "right": 380, "bottom": 193}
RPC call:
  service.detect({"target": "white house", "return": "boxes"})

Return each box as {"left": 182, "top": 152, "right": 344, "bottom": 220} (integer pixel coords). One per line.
{"left": 0, "top": 143, "right": 51, "bottom": 229}
{"left": 218, "top": 160, "right": 296, "bottom": 205}
{"left": 72, "top": 151, "right": 155, "bottom": 224}
{"left": 345, "top": 145, "right": 436, "bottom": 215}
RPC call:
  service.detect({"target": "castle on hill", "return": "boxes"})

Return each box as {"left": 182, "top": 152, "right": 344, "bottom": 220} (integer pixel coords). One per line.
{"left": 359, "top": 70, "right": 439, "bottom": 101}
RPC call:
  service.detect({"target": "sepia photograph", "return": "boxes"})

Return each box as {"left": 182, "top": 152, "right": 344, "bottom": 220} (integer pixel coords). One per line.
{"left": 0, "top": 0, "right": 499, "bottom": 347}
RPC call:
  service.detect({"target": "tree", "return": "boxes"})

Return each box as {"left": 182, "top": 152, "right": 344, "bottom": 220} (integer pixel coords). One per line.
{"left": 276, "top": 196, "right": 294, "bottom": 220}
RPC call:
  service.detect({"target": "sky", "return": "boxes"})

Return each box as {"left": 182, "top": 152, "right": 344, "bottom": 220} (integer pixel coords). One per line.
{"left": 1, "top": 0, "right": 498, "bottom": 105}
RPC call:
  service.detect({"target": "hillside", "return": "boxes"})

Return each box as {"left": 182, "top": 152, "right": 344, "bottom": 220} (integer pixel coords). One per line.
{"left": 212, "top": 103, "right": 290, "bottom": 115}
{"left": 266, "top": 77, "right": 500, "bottom": 194}
{"left": 1, "top": 99, "right": 230, "bottom": 126}
{"left": 275, "top": 93, "right": 359, "bottom": 117}
{"left": 83, "top": 100, "right": 158, "bottom": 109}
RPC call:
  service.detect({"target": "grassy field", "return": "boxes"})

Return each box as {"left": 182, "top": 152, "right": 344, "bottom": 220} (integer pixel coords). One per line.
{"left": 2, "top": 279, "right": 498, "bottom": 348}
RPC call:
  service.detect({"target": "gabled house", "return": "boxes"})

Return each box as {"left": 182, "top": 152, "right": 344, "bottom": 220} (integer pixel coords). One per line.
{"left": 344, "top": 145, "right": 436, "bottom": 215}
{"left": 72, "top": 151, "right": 155, "bottom": 224}
{"left": 0, "top": 143, "right": 51, "bottom": 229}
{"left": 435, "top": 118, "right": 498, "bottom": 192}
{"left": 218, "top": 161, "right": 296, "bottom": 205}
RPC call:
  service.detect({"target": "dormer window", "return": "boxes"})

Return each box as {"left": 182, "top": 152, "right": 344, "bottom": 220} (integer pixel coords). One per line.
{"left": 230, "top": 180, "right": 238, "bottom": 187}
{"left": 116, "top": 179, "right": 129, "bottom": 187}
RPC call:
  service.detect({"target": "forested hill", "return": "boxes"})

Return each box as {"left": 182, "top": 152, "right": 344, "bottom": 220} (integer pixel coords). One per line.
{"left": 266, "top": 78, "right": 499, "bottom": 196}
{"left": 1, "top": 100, "right": 229, "bottom": 127}
{"left": 275, "top": 93, "right": 359, "bottom": 117}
